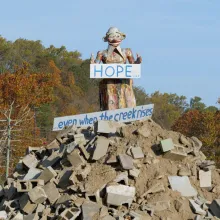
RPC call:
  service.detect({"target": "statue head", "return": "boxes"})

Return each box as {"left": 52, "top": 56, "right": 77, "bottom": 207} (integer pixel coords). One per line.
{"left": 103, "top": 27, "right": 126, "bottom": 47}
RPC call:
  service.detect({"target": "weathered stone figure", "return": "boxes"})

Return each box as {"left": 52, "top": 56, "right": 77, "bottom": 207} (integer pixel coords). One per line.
{"left": 91, "top": 27, "right": 142, "bottom": 111}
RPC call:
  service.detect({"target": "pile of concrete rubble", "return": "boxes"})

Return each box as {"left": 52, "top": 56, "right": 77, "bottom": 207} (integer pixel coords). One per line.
{"left": 0, "top": 119, "right": 220, "bottom": 220}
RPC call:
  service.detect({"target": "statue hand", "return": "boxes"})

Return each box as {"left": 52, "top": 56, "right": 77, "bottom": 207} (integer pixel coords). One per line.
{"left": 90, "top": 53, "right": 95, "bottom": 64}
{"left": 136, "top": 53, "right": 142, "bottom": 64}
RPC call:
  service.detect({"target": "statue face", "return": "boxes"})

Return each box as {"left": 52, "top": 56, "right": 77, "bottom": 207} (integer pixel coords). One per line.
{"left": 105, "top": 27, "right": 125, "bottom": 47}
{"left": 107, "top": 32, "right": 123, "bottom": 46}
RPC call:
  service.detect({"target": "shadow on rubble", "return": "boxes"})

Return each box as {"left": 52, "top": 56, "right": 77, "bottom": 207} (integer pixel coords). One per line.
{"left": 151, "top": 144, "right": 163, "bottom": 156}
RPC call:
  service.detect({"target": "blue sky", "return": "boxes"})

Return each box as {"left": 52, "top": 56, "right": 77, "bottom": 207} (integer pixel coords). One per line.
{"left": 0, "top": 0, "right": 219, "bottom": 107}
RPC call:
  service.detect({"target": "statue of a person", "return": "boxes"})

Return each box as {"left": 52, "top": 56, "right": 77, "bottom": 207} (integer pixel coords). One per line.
{"left": 91, "top": 27, "right": 142, "bottom": 111}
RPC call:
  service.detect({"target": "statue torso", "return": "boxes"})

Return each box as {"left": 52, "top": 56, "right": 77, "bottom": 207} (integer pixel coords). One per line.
{"left": 101, "top": 47, "right": 127, "bottom": 64}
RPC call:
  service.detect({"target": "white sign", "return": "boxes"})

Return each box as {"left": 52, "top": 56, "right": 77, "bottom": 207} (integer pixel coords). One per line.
{"left": 90, "top": 64, "right": 141, "bottom": 78}
{"left": 53, "top": 104, "right": 154, "bottom": 131}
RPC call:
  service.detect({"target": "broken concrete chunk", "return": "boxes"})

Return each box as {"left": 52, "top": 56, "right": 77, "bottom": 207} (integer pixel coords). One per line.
{"left": 67, "top": 149, "right": 84, "bottom": 168}
{"left": 106, "top": 185, "right": 135, "bottom": 207}
{"left": 118, "top": 154, "right": 134, "bottom": 170}
{"left": 199, "top": 160, "right": 215, "bottom": 169}
{"left": 23, "top": 213, "right": 39, "bottom": 220}
{"left": 67, "top": 132, "right": 75, "bottom": 138}
{"left": 28, "top": 186, "right": 47, "bottom": 204}
{"left": 42, "top": 207, "right": 52, "bottom": 218}
{"left": 66, "top": 141, "right": 78, "bottom": 154}
{"left": 199, "top": 160, "right": 216, "bottom": 171}
{"left": 17, "top": 179, "right": 44, "bottom": 192}
{"left": 46, "top": 139, "right": 60, "bottom": 150}
{"left": 199, "top": 170, "right": 212, "bottom": 189}
{"left": 15, "top": 160, "right": 24, "bottom": 172}
{"left": 74, "top": 198, "right": 85, "bottom": 208}
{"left": 131, "top": 147, "right": 144, "bottom": 159}
{"left": 81, "top": 201, "right": 100, "bottom": 220}
{"left": 205, "top": 211, "right": 214, "bottom": 219}
{"left": 99, "top": 206, "right": 109, "bottom": 218}
{"left": 209, "top": 199, "right": 220, "bottom": 218}
{"left": 78, "top": 144, "right": 90, "bottom": 160}
{"left": 129, "top": 168, "right": 140, "bottom": 178}
{"left": 69, "top": 172, "right": 78, "bottom": 185}
{"left": 36, "top": 203, "right": 45, "bottom": 215}
{"left": 22, "top": 154, "right": 38, "bottom": 169}
{"left": 86, "top": 189, "right": 101, "bottom": 204}
{"left": 6, "top": 183, "right": 17, "bottom": 200}
{"left": 58, "top": 207, "right": 81, "bottom": 220}
{"left": 94, "top": 120, "right": 117, "bottom": 134}
{"left": 191, "top": 136, "right": 202, "bottom": 149}
{"left": 106, "top": 155, "right": 117, "bottom": 164}
{"left": 179, "top": 135, "right": 191, "bottom": 147}
{"left": 19, "top": 193, "right": 37, "bottom": 214}
{"left": 56, "top": 125, "right": 77, "bottom": 139}
{"left": 40, "top": 152, "right": 61, "bottom": 168}
{"left": 37, "top": 166, "right": 57, "bottom": 183}
{"left": 160, "top": 138, "right": 174, "bottom": 152}
{"left": 136, "top": 124, "right": 151, "bottom": 138}
{"left": 23, "top": 167, "right": 42, "bottom": 180}
{"left": 196, "top": 195, "right": 208, "bottom": 205}
{"left": 168, "top": 176, "right": 197, "bottom": 197}
{"left": 93, "top": 136, "right": 109, "bottom": 160}
{"left": 77, "top": 165, "right": 91, "bottom": 180}
{"left": 164, "top": 145, "right": 187, "bottom": 161}
{"left": 147, "top": 183, "right": 165, "bottom": 194}
{"left": 74, "top": 133, "right": 86, "bottom": 144}
{"left": 0, "top": 185, "right": 4, "bottom": 197}
{"left": 126, "top": 146, "right": 132, "bottom": 156}
{"left": 178, "top": 167, "right": 191, "bottom": 176}
{"left": 194, "top": 215, "right": 203, "bottom": 220}
{"left": 114, "top": 172, "right": 129, "bottom": 185}
{"left": 173, "top": 200, "right": 184, "bottom": 212}
{"left": 141, "top": 183, "right": 165, "bottom": 198}
{"left": 139, "top": 204, "right": 154, "bottom": 216}
{"left": 27, "top": 146, "right": 42, "bottom": 154}
{"left": 212, "top": 185, "right": 220, "bottom": 194}
{"left": 203, "top": 165, "right": 216, "bottom": 171}
{"left": 189, "top": 199, "right": 206, "bottom": 215}
{"left": 11, "top": 212, "right": 24, "bottom": 220}
{"left": 55, "top": 194, "right": 73, "bottom": 208}
{"left": 57, "top": 168, "right": 73, "bottom": 188}
{"left": 0, "top": 211, "right": 7, "bottom": 220}
{"left": 149, "top": 201, "right": 171, "bottom": 212}
{"left": 43, "top": 182, "right": 60, "bottom": 204}
{"left": 129, "top": 210, "right": 151, "bottom": 220}
{"left": 199, "top": 151, "right": 206, "bottom": 160}
{"left": 101, "top": 215, "right": 115, "bottom": 220}
{"left": 202, "top": 203, "right": 208, "bottom": 211}
{"left": 2, "top": 199, "right": 19, "bottom": 213}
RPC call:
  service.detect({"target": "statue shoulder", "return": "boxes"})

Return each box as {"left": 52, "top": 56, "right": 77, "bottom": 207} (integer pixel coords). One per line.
{"left": 96, "top": 49, "right": 107, "bottom": 55}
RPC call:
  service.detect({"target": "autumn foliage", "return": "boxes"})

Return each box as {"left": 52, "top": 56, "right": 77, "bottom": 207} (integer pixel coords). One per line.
{"left": 0, "top": 61, "right": 61, "bottom": 107}
{"left": 0, "top": 61, "right": 61, "bottom": 176}
{"left": 172, "top": 110, "right": 220, "bottom": 166}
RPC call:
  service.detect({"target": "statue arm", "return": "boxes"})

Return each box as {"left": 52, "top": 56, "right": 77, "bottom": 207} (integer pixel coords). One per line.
{"left": 126, "top": 48, "right": 142, "bottom": 86}
{"left": 90, "top": 51, "right": 103, "bottom": 64}
{"left": 126, "top": 48, "right": 142, "bottom": 64}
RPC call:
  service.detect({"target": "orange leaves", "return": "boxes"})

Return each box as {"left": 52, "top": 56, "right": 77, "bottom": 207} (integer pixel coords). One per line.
{"left": 172, "top": 109, "right": 220, "bottom": 166}
{"left": 172, "top": 110, "right": 220, "bottom": 149}
{"left": 0, "top": 61, "right": 61, "bottom": 108}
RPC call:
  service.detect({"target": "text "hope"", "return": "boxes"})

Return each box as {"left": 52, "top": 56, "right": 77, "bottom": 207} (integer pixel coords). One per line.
{"left": 90, "top": 64, "right": 141, "bottom": 79}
